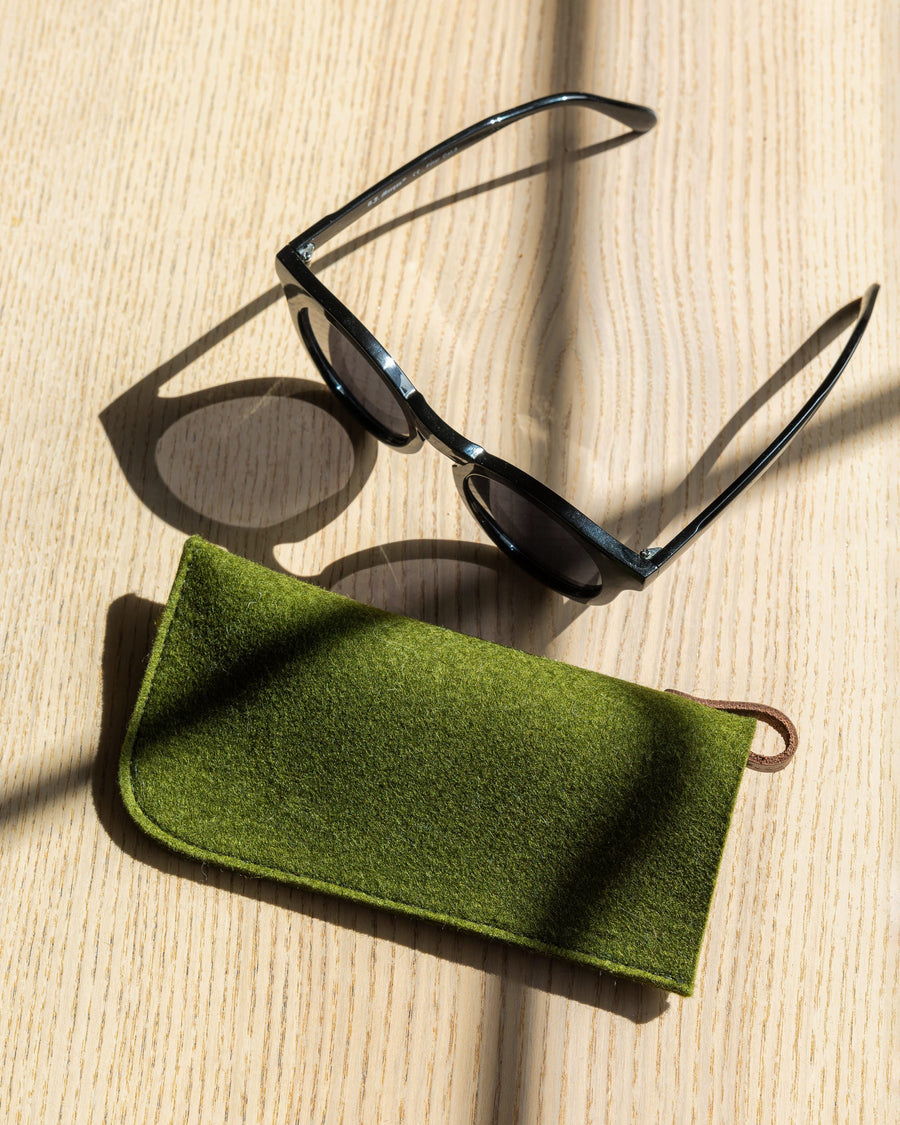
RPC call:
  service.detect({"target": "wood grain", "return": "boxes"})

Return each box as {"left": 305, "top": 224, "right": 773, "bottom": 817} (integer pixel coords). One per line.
{"left": 0, "top": 1, "right": 896, "bottom": 1121}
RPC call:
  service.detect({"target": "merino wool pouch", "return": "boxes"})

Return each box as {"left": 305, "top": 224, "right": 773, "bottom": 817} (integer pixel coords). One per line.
{"left": 120, "top": 536, "right": 759, "bottom": 995}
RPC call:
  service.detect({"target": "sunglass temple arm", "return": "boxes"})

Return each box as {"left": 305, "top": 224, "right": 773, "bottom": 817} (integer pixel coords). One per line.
{"left": 641, "top": 284, "right": 879, "bottom": 573}
{"left": 289, "top": 92, "right": 656, "bottom": 262}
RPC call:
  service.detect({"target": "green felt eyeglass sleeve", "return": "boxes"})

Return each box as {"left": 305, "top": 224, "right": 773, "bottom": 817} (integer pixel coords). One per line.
{"left": 119, "top": 537, "right": 757, "bottom": 995}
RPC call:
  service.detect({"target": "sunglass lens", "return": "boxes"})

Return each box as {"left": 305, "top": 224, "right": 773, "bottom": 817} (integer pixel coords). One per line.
{"left": 466, "top": 474, "right": 602, "bottom": 594}
{"left": 300, "top": 306, "right": 412, "bottom": 442}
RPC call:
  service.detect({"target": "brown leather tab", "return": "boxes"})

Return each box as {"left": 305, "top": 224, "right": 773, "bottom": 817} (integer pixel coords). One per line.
{"left": 665, "top": 690, "right": 798, "bottom": 771}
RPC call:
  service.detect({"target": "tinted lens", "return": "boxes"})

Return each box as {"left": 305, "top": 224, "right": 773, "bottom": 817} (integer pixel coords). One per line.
{"left": 466, "top": 474, "right": 602, "bottom": 592}
{"left": 300, "top": 305, "right": 411, "bottom": 442}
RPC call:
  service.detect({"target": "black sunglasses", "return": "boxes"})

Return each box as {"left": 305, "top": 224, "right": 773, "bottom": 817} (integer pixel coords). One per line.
{"left": 276, "top": 92, "right": 879, "bottom": 602}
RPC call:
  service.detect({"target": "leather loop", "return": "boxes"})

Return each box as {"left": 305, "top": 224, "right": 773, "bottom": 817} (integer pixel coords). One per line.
{"left": 666, "top": 690, "right": 798, "bottom": 771}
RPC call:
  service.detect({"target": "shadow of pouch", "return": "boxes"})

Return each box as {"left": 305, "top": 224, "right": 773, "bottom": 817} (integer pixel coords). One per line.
{"left": 119, "top": 536, "right": 779, "bottom": 996}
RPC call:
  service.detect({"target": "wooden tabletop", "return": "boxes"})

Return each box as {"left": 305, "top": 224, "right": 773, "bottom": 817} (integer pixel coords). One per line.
{"left": 1, "top": 2, "right": 896, "bottom": 1121}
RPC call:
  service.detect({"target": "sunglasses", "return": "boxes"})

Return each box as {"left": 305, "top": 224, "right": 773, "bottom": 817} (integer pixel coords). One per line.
{"left": 276, "top": 92, "right": 879, "bottom": 601}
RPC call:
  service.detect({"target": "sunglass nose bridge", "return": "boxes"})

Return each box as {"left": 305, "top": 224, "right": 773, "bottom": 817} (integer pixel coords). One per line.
{"left": 405, "top": 391, "right": 485, "bottom": 466}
